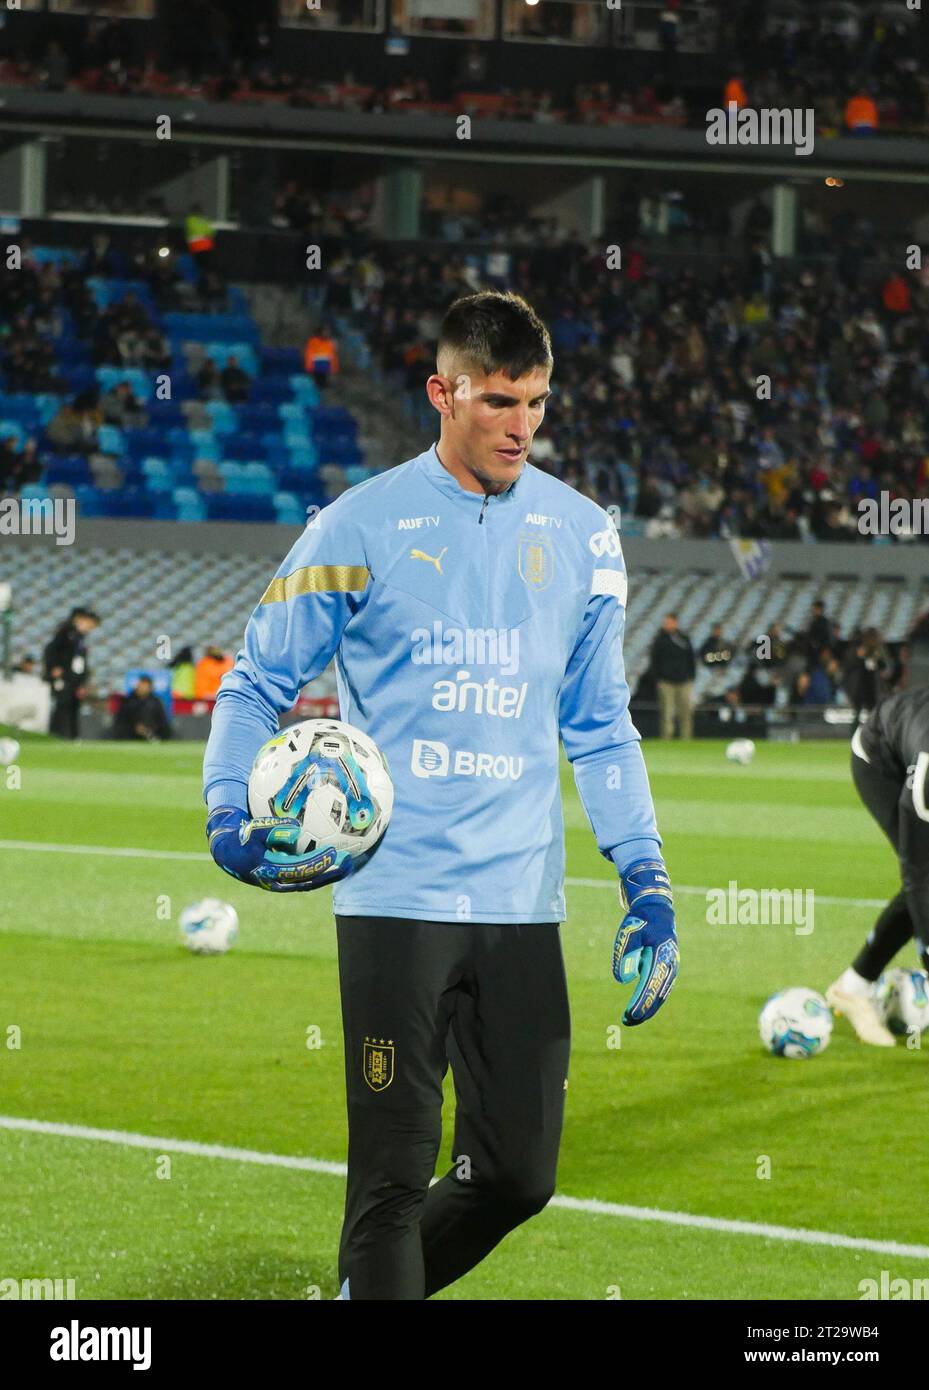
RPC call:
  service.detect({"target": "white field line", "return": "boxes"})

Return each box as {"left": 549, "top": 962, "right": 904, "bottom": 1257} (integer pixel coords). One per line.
{"left": 0, "top": 841, "right": 886, "bottom": 910}
{"left": 1, "top": 1115, "right": 926, "bottom": 1261}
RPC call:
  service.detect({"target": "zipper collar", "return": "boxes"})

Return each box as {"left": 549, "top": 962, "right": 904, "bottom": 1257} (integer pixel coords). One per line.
{"left": 420, "top": 442, "right": 523, "bottom": 514}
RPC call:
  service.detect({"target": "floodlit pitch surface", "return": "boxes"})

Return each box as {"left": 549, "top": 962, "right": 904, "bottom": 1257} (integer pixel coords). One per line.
{"left": 1, "top": 734, "right": 927, "bottom": 1300}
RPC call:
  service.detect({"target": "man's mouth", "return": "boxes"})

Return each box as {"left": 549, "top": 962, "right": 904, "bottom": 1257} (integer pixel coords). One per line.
{"left": 495, "top": 447, "right": 523, "bottom": 460}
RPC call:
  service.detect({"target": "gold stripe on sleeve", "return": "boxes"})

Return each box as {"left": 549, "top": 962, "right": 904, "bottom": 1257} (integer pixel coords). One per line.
{"left": 260, "top": 565, "right": 370, "bottom": 605}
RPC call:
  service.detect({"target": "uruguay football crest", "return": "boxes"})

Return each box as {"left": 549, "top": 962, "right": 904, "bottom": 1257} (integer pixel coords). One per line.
{"left": 363, "top": 1037, "right": 395, "bottom": 1091}
{"left": 517, "top": 536, "right": 553, "bottom": 591}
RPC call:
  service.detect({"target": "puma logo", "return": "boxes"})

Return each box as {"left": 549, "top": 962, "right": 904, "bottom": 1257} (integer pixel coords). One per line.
{"left": 410, "top": 546, "right": 447, "bottom": 575}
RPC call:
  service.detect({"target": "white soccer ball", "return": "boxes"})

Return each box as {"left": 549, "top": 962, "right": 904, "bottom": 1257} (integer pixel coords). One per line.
{"left": 876, "top": 968, "right": 929, "bottom": 1037}
{"left": 759, "top": 986, "right": 833, "bottom": 1058}
{"left": 247, "top": 718, "right": 393, "bottom": 883}
{"left": 0, "top": 737, "right": 20, "bottom": 766}
{"left": 726, "top": 738, "right": 756, "bottom": 765}
{"left": 179, "top": 898, "right": 239, "bottom": 955}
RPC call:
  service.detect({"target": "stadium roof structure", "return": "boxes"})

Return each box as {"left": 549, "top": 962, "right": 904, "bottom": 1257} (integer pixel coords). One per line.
{"left": 2, "top": 89, "right": 929, "bottom": 184}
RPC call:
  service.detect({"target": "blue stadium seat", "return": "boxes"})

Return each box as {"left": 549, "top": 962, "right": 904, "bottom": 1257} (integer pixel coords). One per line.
{"left": 45, "top": 458, "right": 93, "bottom": 487}
{"left": 216, "top": 460, "right": 242, "bottom": 486}
{"left": 239, "top": 403, "right": 278, "bottom": 433}
{"left": 223, "top": 432, "right": 265, "bottom": 462}
{"left": 217, "top": 462, "right": 272, "bottom": 496}
{"left": 277, "top": 468, "right": 323, "bottom": 497}
{"left": 97, "top": 423, "right": 125, "bottom": 457}
{"left": 324, "top": 443, "right": 363, "bottom": 468}
{"left": 119, "top": 465, "right": 147, "bottom": 489}
{"left": 289, "top": 375, "right": 321, "bottom": 407}
{"left": 0, "top": 397, "right": 38, "bottom": 422}
{"left": 241, "top": 461, "right": 274, "bottom": 491}
{"left": 163, "top": 313, "right": 258, "bottom": 345}
{"left": 61, "top": 366, "right": 96, "bottom": 393}
{"left": 97, "top": 488, "right": 157, "bottom": 519}
{"left": 168, "top": 372, "right": 197, "bottom": 401}
{"left": 314, "top": 406, "right": 355, "bottom": 431}
{"left": 0, "top": 419, "right": 25, "bottom": 446}
{"left": 188, "top": 429, "right": 220, "bottom": 462}
{"left": 148, "top": 399, "right": 185, "bottom": 426}
{"left": 32, "top": 245, "right": 81, "bottom": 267}
{"left": 251, "top": 379, "right": 292, "bottom": 405}
{"left": 200, "top": 342, "right": 257, "bottom": 376}
{"left": 261, "top": 430, "right": 285, "bottom": 456}
{"left": 262, "top": 347, "right": 303, "bottom": 375}
{"left": 170, "top": 442, "right": 195, "bottom": 468}
{"left": 141, "top": 458, "right": 174, "bottom": 492}
{"left": 73, "top": 485, "right": 105, "bottom": 517}
{"left": 96, "top": 366, "right": 152, "bottom": 399}
{"left": 34, "top": 394, "right": 62, "bottom": 426}
{"left": 172, "top": 486, "right": 207, "bottom": 522}
{"left": 88, "top": 278, "right": 156, "bottom": 312}
{"left": 18, "top": 482, "right": 51, "bottom": 502}
{"left": 205, "top": 400, "right": 239, "bottom": 435}
{"left": 284, "top": 444, "right": 319, "bottom": 470}
{"left": 54, "top": 342, "right": 90, "bottom": 368}
{"left": 274, "top": 493, "right": 306, "bottom": 525}
{"left": 153, "top": 495, "right": 180, "bottom": 521}
{"left": 126, "top": 428, "right": 167, "bottom": 462}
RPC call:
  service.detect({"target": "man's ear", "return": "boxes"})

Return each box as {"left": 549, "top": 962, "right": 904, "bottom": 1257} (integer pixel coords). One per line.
{"left": 426, "top": 374, "right": 454, "bottom": 417}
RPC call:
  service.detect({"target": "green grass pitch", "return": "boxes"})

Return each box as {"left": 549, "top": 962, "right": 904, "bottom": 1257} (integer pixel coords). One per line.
{"left": 1, "top": 734, "right": 927, "bottom": 1300}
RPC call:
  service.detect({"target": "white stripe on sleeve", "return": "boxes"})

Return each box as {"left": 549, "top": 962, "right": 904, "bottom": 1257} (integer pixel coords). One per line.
{"left": 591, "top": 568, "right": 628, "bottom": 606}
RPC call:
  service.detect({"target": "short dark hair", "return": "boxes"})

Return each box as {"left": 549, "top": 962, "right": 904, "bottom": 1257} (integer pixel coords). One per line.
{"left": 437, "top": 290, "right": 553, "bottom": 382}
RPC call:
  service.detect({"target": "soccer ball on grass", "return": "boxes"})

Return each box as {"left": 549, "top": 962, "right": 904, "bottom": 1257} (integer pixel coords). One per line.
{"left": 759, "top": 986, "right": 833, "bottom": 1058}
{"left": 726, "top": 739, "right": 756, "bottom": 765}
{"left": 180, "top": 898, "right": 239, "bottom": 955}
{"left": 876, "top": 968, "right": 929, "bottom": 1037}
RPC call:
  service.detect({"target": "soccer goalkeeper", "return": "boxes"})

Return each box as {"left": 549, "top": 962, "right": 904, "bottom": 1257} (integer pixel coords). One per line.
{"left": 203, "top": 290, "right": 679, "bottom": 1300}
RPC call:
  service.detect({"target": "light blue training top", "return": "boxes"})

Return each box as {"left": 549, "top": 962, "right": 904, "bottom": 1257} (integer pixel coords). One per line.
{"left": 203, "top": 442, "right": 663, "bottom": 923}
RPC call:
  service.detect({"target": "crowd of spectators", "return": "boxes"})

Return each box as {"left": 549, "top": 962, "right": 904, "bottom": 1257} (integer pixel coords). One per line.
{"left": 637, "top": 601, "right": 909, "bottom": 726}
{"left": 317, "top": 223, "right": 929, "bottom": 545}
{"left": 2, "top": 200, "right": 928, "bottom": 547}
{"left": 1, "top": 3, "right": 928, "bottom": 137}
{"left": 0, "top": 230, "right": 239, "bottom": 494}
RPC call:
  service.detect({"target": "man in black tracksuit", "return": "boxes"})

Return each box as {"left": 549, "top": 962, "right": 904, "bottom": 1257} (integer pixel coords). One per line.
{"left": 827, "top": 686, "right": 929, "bottom": 1045}
{"left": 43, "top": 606, "right": 99, "bottom": 739}
{"left": 650, "top": 613, "right": 696, "bottom": 739}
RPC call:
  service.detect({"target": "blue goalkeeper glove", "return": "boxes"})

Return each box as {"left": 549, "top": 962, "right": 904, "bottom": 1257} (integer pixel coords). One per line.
{"left": 206, "top": 805, "right": 353, "bottom": 893}
{"left": 613, "top": 859, "right": 679, "bottom": 1026}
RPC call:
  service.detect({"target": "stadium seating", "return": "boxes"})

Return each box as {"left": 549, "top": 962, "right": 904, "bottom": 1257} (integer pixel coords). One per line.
{"left": 0, "top": 249, "right": 366, "bottom": 521}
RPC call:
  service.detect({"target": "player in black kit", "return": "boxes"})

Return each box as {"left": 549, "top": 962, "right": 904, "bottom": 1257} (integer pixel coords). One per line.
{"left": 827, "top": 687, "right": 929, "bottom": 1045}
